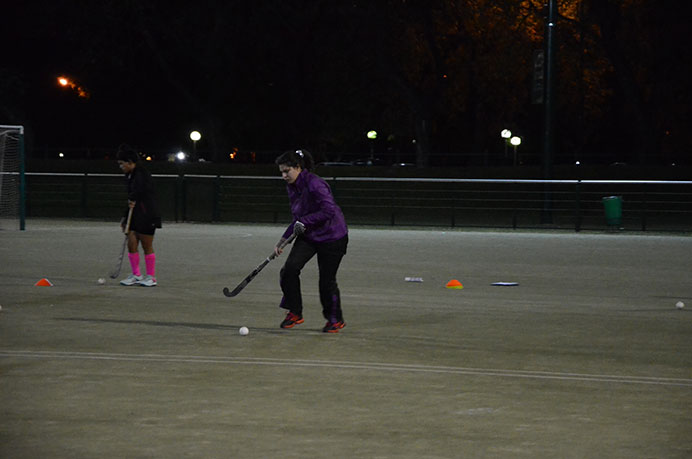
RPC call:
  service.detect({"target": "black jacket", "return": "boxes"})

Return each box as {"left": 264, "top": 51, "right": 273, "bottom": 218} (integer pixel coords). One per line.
{"left": 123, "top": 165, "right": 161, "bottom": 229}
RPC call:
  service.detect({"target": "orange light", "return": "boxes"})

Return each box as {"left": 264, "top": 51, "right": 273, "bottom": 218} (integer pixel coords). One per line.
{"left": 146, "top": 156, "right": 152, "bottom": 161}
{"left": 57, "top": 75, "right": 90, "bottom": 99}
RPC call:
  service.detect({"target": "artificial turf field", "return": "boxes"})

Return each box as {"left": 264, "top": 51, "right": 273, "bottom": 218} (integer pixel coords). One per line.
{"left": 1, "top": 220, "right": 691, "bottom": 458}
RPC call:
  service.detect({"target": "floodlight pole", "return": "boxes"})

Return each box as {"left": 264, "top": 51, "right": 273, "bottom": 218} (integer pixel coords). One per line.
{"left": 542, "top": 0, "right": 557, "bottom": 223}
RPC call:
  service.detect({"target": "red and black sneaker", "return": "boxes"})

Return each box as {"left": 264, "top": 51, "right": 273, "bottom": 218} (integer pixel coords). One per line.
{"left": 322, "top": 321, "right": 345, "bottom": 333}
{"left": 280, "top": 312, "right": 304, "bottom": 329}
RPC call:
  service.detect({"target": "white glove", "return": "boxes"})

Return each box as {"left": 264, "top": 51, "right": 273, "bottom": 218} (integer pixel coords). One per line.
{"left": 294, "top": 221, "right": 306, "bottom": 235}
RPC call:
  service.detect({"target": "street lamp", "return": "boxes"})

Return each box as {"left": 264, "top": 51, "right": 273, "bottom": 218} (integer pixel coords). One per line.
{"left": 510, "top": 136, "right": 522, "bottom": 165}
{"left": 367, "top": 130, "right": 377, "bottom": 156}
{"left": 189, "top": 130, "right": 201, "bottom": 160}
{"left": 501, "top": 129, "right": 512, "bottom": 158}
{"left": 56, "top": 75, "right": 90, "bottom": 98}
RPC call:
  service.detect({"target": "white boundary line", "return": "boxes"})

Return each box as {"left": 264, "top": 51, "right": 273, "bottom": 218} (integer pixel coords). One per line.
{"left": 2, "top": 350, "right": 691, "bottom": 387}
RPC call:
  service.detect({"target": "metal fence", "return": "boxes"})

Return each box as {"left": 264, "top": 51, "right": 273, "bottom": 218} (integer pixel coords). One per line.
{"left": 25, "top": 172, "right": 692, "bottom": 232}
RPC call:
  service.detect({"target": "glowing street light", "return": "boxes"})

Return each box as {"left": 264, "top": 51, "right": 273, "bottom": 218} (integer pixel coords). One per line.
{"left": 366, "top": 130, "right": 378, "bottom": 155}
{"left": 176, "top": 151, "right": 186, "bottom": 161}
{"left": 510, "top": 136, "right": 522, "bottom": 165}
{"left": 56, "top": 75, "right": 90, "bottom": 98}
{"left": 189, "top": 130, "right": 201, "bottom": 160}
{"left": 500, "top": 129, "right": 512, "bottom": 158}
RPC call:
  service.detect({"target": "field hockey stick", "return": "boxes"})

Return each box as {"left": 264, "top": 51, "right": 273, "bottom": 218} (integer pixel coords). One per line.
{"left": 109, "top": 206, "right": 134, "bottom": 279}
{"left": 222, "top": 230, "right": 298, "bottom": 298}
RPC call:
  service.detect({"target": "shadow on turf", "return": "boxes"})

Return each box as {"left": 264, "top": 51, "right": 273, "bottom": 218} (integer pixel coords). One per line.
{"left": 53, "top": 317, "right": 325, "bottom": 334}
{"left": 56, "top": 317, "right": 262, "bottom": 331}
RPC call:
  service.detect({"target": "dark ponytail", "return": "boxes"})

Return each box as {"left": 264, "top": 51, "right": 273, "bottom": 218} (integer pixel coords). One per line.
{"left": 275, "top": 149, "right": 315, "bottom": 171}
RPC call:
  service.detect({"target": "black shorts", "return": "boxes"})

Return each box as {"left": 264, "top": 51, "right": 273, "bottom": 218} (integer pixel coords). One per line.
{"left": 130, "top": 216, "right": 162, "bottom": 236}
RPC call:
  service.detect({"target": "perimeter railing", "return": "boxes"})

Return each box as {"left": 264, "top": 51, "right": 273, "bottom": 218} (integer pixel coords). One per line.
{"left": 24, "top": 173, "right": 692, "bottom": 232}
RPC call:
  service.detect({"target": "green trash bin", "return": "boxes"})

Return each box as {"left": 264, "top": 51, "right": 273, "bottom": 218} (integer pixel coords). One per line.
{"left": 602, "top": 196, "right": 623, "bottom": 226}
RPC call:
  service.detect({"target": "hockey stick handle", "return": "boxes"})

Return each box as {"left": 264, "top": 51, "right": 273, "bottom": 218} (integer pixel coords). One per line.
{"left": 269, "top": 231, "right": 297, "bottom": 260}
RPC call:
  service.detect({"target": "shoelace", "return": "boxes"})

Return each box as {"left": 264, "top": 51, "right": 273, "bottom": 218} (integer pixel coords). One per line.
{"left": 287, "top": 313, "right": 300, "bottom": 322}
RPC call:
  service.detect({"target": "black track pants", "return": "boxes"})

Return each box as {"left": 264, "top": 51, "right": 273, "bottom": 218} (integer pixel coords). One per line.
{"left": 279, "top": 235, "right": 348, "bottom": 322}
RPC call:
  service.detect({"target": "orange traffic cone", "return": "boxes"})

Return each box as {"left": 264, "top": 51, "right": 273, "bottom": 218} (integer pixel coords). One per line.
{"left": 35, "top": 278, "right": 53, "bottom": 287}
{"left": 446, "top": 279, "right": 463, "bottom": 289}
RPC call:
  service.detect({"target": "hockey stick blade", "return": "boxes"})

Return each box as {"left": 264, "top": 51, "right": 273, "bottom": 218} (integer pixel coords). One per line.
{"left": 109, "top": 235, "right": 128, "bottom": 279}
{"left": 223, "top": 259, "right": 271, "bottom": 297}
{"left": 223, "top": 231, "right": 297, "bottom": 298}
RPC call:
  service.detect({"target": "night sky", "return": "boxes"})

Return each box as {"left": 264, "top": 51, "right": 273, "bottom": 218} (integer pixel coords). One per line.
{"left": 1, "top": 1, "right": 689, "bottom": 166}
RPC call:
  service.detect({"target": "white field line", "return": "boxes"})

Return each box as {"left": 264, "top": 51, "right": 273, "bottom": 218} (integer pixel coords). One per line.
{"left": 2, "top": 350, "right": 691, "bottom": 387}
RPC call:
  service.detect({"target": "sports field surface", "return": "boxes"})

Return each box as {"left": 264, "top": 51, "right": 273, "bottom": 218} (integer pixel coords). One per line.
{"left": 1, "top": 220, "right": 691, "bottom": 458}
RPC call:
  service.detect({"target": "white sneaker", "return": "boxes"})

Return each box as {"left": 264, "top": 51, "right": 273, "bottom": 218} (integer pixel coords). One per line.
{"left": 139, "top": 275, "right": 157, "bottom": 287}
{"left": 120, "top": 274, "right": 143, "bottom": 286}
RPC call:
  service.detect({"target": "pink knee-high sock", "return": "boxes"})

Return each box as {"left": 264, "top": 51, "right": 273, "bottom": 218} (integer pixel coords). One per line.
{"left": 145, "top": 253, "right": 156, "bottom": 278}
{"left": 128, "top": 252, "right": 141, "bottom": 276}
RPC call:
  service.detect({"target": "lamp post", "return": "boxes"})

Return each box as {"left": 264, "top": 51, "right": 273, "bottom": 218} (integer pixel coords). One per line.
{"left": 501, "top": 129, "right": 512, "bottom": 158}
{"left": 510, "top": 136, "right": 522, "bottom": 165}
{"left": 367, "top": 130, "right": 377, "bottom": 157}
{"left": 542, "top": 0, "right": 558, "bottom": 223}
{"left": 189, "top": 130, "right": 201, "bottom": 161}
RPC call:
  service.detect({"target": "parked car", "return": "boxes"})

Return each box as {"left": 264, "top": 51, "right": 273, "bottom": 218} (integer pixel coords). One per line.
{"left": 352, "top": 157, "right": 386, "bottom": 166}
{"left": 317, "top": 161, "right": 353, "bottom": 167}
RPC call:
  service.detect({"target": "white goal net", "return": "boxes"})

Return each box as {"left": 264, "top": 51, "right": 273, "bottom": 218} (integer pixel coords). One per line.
{"left": 0, "top": 125, "right": 25, "bottom": 230}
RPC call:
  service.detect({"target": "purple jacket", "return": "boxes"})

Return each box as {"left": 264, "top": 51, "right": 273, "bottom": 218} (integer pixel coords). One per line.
{"left": 282, "top": 170, "right": 348, "bottom": 243}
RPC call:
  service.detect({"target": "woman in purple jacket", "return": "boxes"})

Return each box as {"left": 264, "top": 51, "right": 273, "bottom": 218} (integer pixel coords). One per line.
{"left": 274, "top": 149, "right": 349, "bottom": 333}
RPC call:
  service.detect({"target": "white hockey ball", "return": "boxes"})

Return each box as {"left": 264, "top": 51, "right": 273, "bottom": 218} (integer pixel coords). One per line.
{"left": 239, "top": 326, "right": 249, "bottom": 336}
{"left": 97, "top": 278, "right": 106, "bottom": 285}
{"left": 675, "top": 301, "right": 685, "bottom": 310}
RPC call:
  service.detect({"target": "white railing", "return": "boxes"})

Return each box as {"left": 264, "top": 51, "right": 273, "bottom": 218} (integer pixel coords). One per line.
{"left": 24, "top": 173, "right": 692, "bottom": 232}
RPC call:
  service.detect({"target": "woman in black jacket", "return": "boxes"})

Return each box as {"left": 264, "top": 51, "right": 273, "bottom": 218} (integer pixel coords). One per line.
{"left": 116, "top": 144, "right": 161, "bottom": 287}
